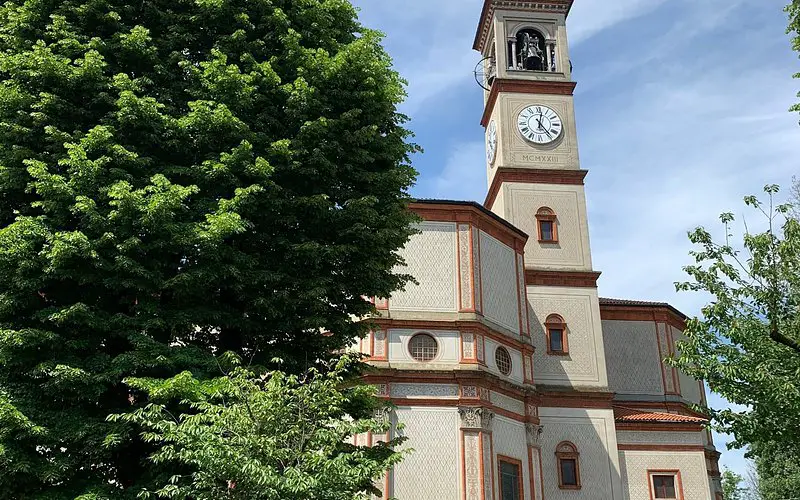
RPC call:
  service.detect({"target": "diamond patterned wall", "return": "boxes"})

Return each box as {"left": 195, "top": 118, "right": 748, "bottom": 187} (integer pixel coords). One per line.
{"left": 617, "top": 431, "right": 703, "bottom": 446}
{"left": 508, "top": 186, "right": 591, "bottom": 271}
{"left": 539, "top": 412, "right": 618, "bottom": 499}
{"left": 393, "top": 408, "right": 460, "bottom": 500}
{"left": 493, "top": 416, "right": 532, "bottom": 500}
{"left": 391, "top": 222, "right": 458, "bottom": 312}
{"left": 619, "top": 451, "right": 712, "bottom": 500}
{"left": 602, "top": 320, "right": 664, "bottom": 396}
{"left": 480, "top": 231, "right": 520, "bottom": 333}
{"left": 529, "top": 290, "right": 602, "bottom": 385}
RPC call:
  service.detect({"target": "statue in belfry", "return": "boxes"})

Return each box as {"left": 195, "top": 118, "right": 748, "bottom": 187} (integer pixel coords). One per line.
{"left": 521, "top": 32, "right": 544, "bottom": 71}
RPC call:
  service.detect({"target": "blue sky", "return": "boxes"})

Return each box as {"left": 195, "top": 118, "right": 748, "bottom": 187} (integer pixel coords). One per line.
{"left": 351, "top": 0, "right": 800, "bottom": 480}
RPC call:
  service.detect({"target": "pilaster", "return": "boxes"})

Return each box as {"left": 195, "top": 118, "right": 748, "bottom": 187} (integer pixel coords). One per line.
{"left": 459, "top": 407, "right": 495, "bottom": 500}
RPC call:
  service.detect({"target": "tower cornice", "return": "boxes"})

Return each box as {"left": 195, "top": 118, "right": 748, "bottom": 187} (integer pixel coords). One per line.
{"left": 473, "top": 0, "right": 575, "bottom": 52}
{"left": 481, "top": 79, "right": 577, "bottom": 127}
{"left": 484, "top": 167, "right": 588, "bottom": 208}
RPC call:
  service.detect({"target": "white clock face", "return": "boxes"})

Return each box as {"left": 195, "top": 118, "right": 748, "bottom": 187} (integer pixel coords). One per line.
{"left": 517, "top": 105, "right": 563, "bottom": 144}
{"left": 486, "top": 120, "right": 498, "bottom": 166}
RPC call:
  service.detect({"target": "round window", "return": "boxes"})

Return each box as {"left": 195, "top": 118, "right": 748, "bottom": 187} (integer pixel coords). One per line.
{"left": 409, "top": 333, "right": 438, "bottom": 362}
{"left": 495, "top": 347, "right": 512, "bottom": 376}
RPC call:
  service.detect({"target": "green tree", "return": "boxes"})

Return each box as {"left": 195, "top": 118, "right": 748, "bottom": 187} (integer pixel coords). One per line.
{"left": 722, "top": 467, "right": 746, "bottom": 500}
{"left": 671, "top": 185, "right": 800, "bottom": 450}
{"left": 0, "top": 0, "right": 417, "bottom": 497}
{"left": 111, "top": 354, "right": 407, "bottom": 500}
{"left": 788, "top": 1, "right": 800, "bottom": 116}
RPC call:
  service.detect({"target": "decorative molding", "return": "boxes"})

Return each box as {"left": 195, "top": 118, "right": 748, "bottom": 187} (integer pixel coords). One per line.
{"left": 409, "top": 201, "right": 528, "bottom": 252}
{"left": 473, "top": 0, "right": 575, "bottom": 52}
{"left": 371, "top": 330, "right": 388, "bottom": 361}
{"left": 484, "top": 168, "right": 588, "bottom": 209}
{"left": 369, "top": 318, "right": 534, "bottom": 353}
{"left": 458, "top": 224, "right": 475, "bottom": 312}
{"left": 526, "top": 423, "right": 544, "bottom": 448}
{"left": 459, "top": 407, "right": 495, "bottom": 431}
{"left": 481, "top": 79, "right": 578, "bottom": 127}
{"left": 390, "top": 383, "right": 459, "bottom": 399}
{"left": 599, "top": 304, "right": 686, "bottom": 331}
{"left": 539, "top": 390, "right": 614, "bottom": 409}
{"left": 525, "top": 270, "right": 602, "bottom": 288}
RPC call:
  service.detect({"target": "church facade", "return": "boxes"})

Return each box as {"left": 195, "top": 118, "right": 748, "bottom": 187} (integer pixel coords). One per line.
{"left": 355, "top": 1, "right": 723, "bottom": 499}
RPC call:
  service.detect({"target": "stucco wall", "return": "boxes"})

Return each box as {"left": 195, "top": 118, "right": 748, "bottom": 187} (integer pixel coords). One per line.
{"left": 602, "top": 320, "right": 665, "bottom": 396}
{"left": 529, "top": 286, "right": 608, "bottom": 388}
{"left": 506, "top": 183, "right": 592, "bottom": 271}
{"left": 480, "top": 231, "right": 521, "bottom": 333}
{"left": 393, "top": 407, "right": 461, "bottom": 499}
{"left": 538, "top": 408, "right": 623, "bottom": 500}
{"left": 619, "top": 450, "right": 712, "bottom": 500}
{"left": 391, "top": 221, "right": 458, "bottom": 313}
{"left": 485, "top": 337, "right": 525, "bottom": 384}
{"left": 493, "top": 416, "right": 532, "bottom": 500}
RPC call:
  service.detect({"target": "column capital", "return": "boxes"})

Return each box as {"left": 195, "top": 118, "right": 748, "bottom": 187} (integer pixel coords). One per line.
{"left": 526, "top": 423, "right": 544, "bottom": 448}
{"left": 459, "top": 406, "right": 495, "bottom": 432}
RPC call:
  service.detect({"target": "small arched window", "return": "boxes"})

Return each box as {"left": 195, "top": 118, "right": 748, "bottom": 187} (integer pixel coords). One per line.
{"left": 495, "top": 346, "right": 512, "bottom": 376}
{"left": 556, "top": 441, "right": 581, "bottom": 490}
{"left": 545, "top": 314, "right": 568, "bottom": 355}
{"left": 408, "top": 333, "right": 438, "bottom": 362}
{"left": 536, "top": 207, "right": 558, "bottom": 243}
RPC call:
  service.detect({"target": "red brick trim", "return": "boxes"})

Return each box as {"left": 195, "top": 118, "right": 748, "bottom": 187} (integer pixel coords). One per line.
{"left": 599, "top": 304, "right": 686, "bottom": 331}
{"left": 648, "top": 469, "right": 684, "bottom": 500}
{"left": 485, "top": 168, "right": 588, "bottom": 209}
{"left": 556, "top": 441, "right": 581, "bottom": 490}
{"left": 525, "top": 270, "right": 602, "bottom": 288}
{"left": 497, "top": 455, "right": 524, "bottom": 500}
{"left": 539, "top": 390, "right": 614, "bottom": 409}
{"left": 410, "top": 202, "right": 527, "bottom": 252}
{"left": 481, "top": 79, "right": 578, "bottom": 127}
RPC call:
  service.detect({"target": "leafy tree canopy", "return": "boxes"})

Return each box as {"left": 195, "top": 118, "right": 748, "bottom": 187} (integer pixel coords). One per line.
{"left": 788, "top": 1, "right": 800, "bottom": 116}
{"left": 111, "top": 354, "right": 407, "bottom": 500}
{"left": 0, "top": 0, "right": 417, "bottom": 496}
{"left": 670, "top": 185, "right": 800, "bottom": 452}
{"left": 721, "top": 467, "right": 747, "bottom": 500}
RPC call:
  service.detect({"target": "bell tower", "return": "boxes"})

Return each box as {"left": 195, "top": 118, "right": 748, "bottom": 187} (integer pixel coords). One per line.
{"left": 476, "top": 0, "right": 608, "bottom": 390}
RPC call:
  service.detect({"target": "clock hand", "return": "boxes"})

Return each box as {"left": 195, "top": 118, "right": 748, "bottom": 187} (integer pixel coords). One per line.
{"left": 536, "top": 117, "right": 553, "bottom": 138}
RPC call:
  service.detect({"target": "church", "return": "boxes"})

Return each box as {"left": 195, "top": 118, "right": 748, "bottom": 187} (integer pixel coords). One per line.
{"left": 355, "top": 1, "right": 724, "bottom": 499}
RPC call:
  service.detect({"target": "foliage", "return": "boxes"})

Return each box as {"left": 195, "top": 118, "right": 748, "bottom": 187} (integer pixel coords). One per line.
{"left": 109, "top": 354, "right": 406, "bottom": 500}
{"left": 670, "top": 185, "right": 800, "bottom": 452}
{"left": 755, "top": 441, "right": 800, "bottom": 500}
{"left": 722, "top": 467, "right": 747, "bottom": 500}
{"left": 0, "top": 0, "right": 417, "bottom": 497}
{"left": 788, "top": 1, "right": 800, "bottom": 116}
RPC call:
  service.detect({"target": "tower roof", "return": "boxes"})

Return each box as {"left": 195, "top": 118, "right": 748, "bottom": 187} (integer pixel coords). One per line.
{"left": 473, "top": 0, "right": 575, "bottom": 52}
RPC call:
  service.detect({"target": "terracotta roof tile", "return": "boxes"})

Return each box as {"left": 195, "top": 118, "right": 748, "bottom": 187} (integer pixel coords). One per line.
{"left": 614, "top": 407, "right": 707, "bottom": 424}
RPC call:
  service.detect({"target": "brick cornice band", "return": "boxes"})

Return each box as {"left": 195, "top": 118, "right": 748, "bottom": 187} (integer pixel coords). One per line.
{"left": 485, "top": 168, "right": 588, "bottom": 208}
{"left": 481, "top": 79, "right": 578, "bottom": 127}
{"left": 525, "top": 270, "right": 602, "bottom": 288}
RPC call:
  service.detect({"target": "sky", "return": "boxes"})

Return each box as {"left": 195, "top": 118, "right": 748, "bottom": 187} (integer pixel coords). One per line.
{"left": 351, "top": 0, "right": 800, "bottom": 482}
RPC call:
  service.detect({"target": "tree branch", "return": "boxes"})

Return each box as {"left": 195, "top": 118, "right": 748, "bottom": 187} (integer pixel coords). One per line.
{"left": 770, "top": 323, "right": 800, "bottom": 354}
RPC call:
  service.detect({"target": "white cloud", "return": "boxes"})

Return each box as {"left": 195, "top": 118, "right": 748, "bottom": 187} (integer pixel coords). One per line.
{"left": 568, "top": 0, "right": 669, "bottom": 45}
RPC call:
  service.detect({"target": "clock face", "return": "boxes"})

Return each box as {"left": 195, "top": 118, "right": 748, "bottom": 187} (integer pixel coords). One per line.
{"left": 517, "top": 105, "right": 563, "bottom": 144}
{"left": 486, "top": 120, "right": 498, "bottom": 166}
